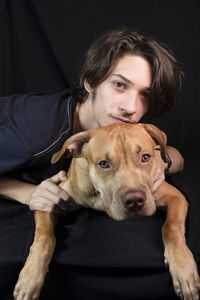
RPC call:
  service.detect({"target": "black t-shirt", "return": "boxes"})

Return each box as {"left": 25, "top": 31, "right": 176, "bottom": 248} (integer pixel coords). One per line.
{"left": 0, "top": 89, "right": 76, "bottom": 183}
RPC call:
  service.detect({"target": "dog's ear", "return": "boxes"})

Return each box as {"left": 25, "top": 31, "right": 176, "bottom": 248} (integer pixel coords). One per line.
{"left": 51, "top": 129, "right": 94, "bottom": 164}
{"left": 144, "top": 124, "right": 167, "bottom": 162}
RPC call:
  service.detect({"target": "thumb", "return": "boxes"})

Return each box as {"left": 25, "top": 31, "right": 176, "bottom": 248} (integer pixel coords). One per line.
{"left": 51, "top": 170, "right": 67, "bottom": 184}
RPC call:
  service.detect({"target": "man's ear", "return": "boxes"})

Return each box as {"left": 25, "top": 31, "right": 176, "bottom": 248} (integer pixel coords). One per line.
{"left": 144, "top": 124, "right": 167, "bottom": 162}
{"left": 51, "top": 129, "right": 94, "bottom": 164}
{"left": 84, "top": 80, "right": 94, "bottom": 94}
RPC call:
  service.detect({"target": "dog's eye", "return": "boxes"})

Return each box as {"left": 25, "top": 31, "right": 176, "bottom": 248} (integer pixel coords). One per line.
{"left": 98, "top": 160, "right": 111, "bottom": 169}
{"left": 141, "top": 154, "right": 151, "bottom": 162}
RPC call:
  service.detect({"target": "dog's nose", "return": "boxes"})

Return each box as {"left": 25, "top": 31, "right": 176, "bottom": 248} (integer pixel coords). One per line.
{"left": 121, "top": 191, "right": 146, "bottom": 211}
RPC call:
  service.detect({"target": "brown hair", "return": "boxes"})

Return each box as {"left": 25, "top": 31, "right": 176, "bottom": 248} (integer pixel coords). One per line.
{"left": 73, "top": 27, "right": 184, "bottom": 119}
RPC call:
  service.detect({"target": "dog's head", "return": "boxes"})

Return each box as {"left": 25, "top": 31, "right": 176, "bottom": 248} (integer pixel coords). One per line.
{"left": 52, "top": 123, "right": 167, "bottom": 220}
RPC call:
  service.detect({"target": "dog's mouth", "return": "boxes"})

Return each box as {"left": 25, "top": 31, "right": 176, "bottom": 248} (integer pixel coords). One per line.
{"left": 94, "top": 189, "right": 101, "bottom": 196}
{"left": 107, "top": 205, "right": 157, "bottom": 221}
{"left": 91, "top": 187, "right": 156, "bottom": 220}
{"left": 102, "top": 189, "right": 157, "bottom": 221}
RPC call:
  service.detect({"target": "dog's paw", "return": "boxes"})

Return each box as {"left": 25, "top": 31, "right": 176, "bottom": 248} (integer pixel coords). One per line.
{"left": 14, "top": 279, "right": 41, "bottom": 300}
{"left": 166, "top": 247, "right": 200, "bottom": 300}
{"left": 171, "top": 267, "right": 200, "bottom": 300}
{"left": 13, "top": 264, "right": 45, "bottom": 300}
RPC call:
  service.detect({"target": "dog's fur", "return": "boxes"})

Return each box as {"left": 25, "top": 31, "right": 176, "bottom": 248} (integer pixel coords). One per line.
{"left": 14, "top": 123, "right": 200, "bottom": 300}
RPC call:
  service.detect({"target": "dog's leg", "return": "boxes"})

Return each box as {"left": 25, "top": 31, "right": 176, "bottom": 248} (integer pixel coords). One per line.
{"left": 14, "top": 211, "right": 56, "bottom": 300}
{"left": 155, "top": 181, "right": 200, "bottom": 300}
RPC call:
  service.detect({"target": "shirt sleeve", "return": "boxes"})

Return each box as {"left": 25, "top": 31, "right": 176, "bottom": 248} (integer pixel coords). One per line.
{"left": 0, "top": 95, "right": 31, "bottom": 174}
{"left": 0, "top": 90, "right": 73, "bottom": 175}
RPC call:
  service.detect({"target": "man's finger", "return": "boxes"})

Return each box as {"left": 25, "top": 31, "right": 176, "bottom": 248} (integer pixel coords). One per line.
{"left": 51, "top": 170, "right": 67, "bottom": 184}
{"left": 41, "top": 180, "right": 69, "bottom": 200}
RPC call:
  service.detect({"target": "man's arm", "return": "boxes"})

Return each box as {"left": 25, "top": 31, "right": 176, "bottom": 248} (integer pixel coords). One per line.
{"left": 0, "top": 175, "right": 35, "bottom": 205}
{"left": 0, "top": 171, "right": 70, "bottom": 213}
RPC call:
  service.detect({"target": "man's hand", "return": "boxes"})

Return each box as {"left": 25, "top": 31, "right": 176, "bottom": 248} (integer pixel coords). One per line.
{"left": 28, "top": 171, "right": 72, "bottom": 214}
{"left": 165, "top": 145, "right": 184, "bottom": 175}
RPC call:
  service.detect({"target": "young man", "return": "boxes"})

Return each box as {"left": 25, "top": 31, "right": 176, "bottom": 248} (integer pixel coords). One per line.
{"left": 0, "top": 28, "right": 184, "bottom": 214}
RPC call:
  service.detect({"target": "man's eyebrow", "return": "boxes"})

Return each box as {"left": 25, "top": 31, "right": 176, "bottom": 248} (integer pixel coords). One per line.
{"left": 111, "top": 74, "right": 151, "bottom": 90}
{"left": 111, "top": 74, "right": 132, "bottom": 85}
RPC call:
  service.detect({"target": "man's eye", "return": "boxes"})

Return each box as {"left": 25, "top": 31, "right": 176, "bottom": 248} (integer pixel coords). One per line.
{"left": 141, "top": 154, "right": 151, "bottom": 162}
{"left": 114, "top": 81, "right": 127, "bottom": 89}
{"left": 98, "top": 160, "right": 111, "bottom": 169}
{"left": 141, "top": 91, "right": 150, "bottom": 99}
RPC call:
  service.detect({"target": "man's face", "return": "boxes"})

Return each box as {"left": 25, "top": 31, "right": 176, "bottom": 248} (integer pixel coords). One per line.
{"left": 88, "top": 55, "right": 152, "bottom": 128}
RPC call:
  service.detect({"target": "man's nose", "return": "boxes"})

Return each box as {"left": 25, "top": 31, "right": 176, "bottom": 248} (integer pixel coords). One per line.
{"left": 118, "top": 93, "right": 137, "bottom": 114}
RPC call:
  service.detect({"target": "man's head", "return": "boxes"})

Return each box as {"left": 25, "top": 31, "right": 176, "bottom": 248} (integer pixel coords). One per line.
{"left": 74, "top": 27, "right": 183, "bottom": 119}
{"left": 79, "top": 54, "right": 151, "bottom": 129}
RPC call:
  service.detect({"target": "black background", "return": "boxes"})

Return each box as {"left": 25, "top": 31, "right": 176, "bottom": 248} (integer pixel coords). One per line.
{"left": 0, "top": 1, "right": 200, "bottom": 299}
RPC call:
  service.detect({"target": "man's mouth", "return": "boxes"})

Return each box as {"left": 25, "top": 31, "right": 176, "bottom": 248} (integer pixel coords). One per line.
{"left": 111, "top": 116, "right": 135, "bottom": 124}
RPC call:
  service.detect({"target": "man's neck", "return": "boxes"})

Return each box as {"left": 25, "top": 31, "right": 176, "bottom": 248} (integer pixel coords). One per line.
{"left": 73, "top": 97, "right": 97, "bottom": 133}
{"left": 73, "top": 103, "right": 83, "bottom": 134}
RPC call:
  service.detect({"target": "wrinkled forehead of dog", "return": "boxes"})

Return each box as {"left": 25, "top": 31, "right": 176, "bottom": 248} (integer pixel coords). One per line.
{"left": 86, "top": 123, "right": 157, "bottom": 159}
{"left": 51, "top": 123, "right": 167, "bottom": 164}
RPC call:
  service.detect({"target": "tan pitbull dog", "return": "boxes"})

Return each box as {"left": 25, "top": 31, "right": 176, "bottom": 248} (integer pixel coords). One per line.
{"left": 14, "top": 123, "right": 200, "bottom": 300}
